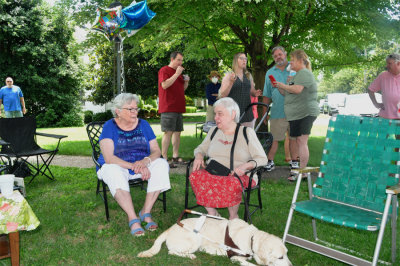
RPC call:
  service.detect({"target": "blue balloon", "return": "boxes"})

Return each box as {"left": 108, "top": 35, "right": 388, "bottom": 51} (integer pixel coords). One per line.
{"left": 121, "top": 0, "right": 156, "bottom": 30}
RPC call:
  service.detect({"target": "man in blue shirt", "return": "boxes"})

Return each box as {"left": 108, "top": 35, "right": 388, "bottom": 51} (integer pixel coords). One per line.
{"left": 0, "top": 77, "right": 26, "bottom": 118}
{"left": 262, "top": 47, "right": 298, "bottom": 172}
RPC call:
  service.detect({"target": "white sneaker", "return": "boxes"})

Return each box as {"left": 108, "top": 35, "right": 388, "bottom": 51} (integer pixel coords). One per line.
{"left": 264, "top": 160, "right": 275, "bottom": 172}
{"left": 290, "top": 160, "right": 299, "bottom": 170}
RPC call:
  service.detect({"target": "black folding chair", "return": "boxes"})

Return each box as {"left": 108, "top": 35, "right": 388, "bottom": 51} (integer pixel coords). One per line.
{"left": 0, "top": 117, "right": 67, "bottom": 184}
{"left": 86, "top": 121, "right": 167, "bottom": 221}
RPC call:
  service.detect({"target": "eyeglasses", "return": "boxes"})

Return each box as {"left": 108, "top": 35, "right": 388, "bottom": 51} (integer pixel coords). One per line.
{"left": 6, "top": 81, "right": 12, "bottom": 83}
{"left": 122, "top": 107, "right": 140, "bottom": 113}
{"left": 239, "top": 56, "right": 247, "bottom": 61}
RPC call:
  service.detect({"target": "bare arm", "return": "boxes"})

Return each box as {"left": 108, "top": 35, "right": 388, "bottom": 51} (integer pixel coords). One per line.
{"left": 262, "top": 96, "right": 272, "bottom": 124}
{"left": 276, "top": 81, "right": 304, "bottom": 94}
{"left": 368, "top": 90, "right": 384, "bottom": 109}
{"left": 161, "top": 66, "right": 184, "bottom": 90}
{"left": 219, "top": 72, "right": 236, "bottom": 98}
{"left": 20, "top": 97, "right": 26, "bottom": 114}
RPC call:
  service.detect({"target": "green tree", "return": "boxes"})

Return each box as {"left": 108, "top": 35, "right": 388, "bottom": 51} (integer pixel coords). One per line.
{"left": 66, "top": 0, "right": 399, "bottom": 95}
{"left": 0, "top": 0, "right": 84, "bottom": 127}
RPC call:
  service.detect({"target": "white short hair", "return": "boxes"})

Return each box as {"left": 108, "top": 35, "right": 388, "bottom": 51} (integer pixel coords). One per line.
{"left": 111, "top": 93, "right": 140, "bottom": 117}
{"left": 387, "top": 53, "right": 400, "bottom": 62}
{"left": 213, "top": 97, "right": 240, "bottom": 123}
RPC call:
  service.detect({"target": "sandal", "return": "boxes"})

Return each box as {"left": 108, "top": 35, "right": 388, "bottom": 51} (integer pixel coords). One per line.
{"left": 172, "top": 157, "right": 187, "bottom": 164}
{"left": 129, "top": 218, "right": 145, "bottom": 237}
{"left": 139, "top": 210, "right": 158, "bottom": 231}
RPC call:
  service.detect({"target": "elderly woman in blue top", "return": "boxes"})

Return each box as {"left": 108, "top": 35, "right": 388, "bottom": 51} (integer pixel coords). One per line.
{"left": 97, "top": 93, "right": 171, "bottom": 237}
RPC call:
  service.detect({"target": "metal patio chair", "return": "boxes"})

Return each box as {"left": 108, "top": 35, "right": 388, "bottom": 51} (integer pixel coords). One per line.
{"left": 86, "top": 121, "right": 167, "bottom": 221}
{"left": 282, "top": 115, "right": 399, "bottom": 265}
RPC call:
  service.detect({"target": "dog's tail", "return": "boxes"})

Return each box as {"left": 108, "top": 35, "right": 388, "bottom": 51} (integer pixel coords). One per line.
{"left": 137, "top": 229, "right": 169, "bottom": 258}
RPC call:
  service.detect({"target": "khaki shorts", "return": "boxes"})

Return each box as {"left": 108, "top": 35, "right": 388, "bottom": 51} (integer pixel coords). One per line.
{"left": 270, "top": 118, "right": 290, "bottom": 141}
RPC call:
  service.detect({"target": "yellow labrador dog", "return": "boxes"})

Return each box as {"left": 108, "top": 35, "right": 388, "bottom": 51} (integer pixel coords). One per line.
{"left": 138, "top": 217, "right": 292, "bottom": 266}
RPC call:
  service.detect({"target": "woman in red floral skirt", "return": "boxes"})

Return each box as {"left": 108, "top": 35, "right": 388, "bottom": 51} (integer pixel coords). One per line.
{"left": 190, "top": 97, "right": 268, "bottom": 220}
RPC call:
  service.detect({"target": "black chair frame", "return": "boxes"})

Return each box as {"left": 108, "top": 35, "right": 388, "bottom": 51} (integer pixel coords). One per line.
{"left": 86, "top": 121, "right": 167, "bottom": 221}
{"left": 0, "top": 117, "right": 67, "bottom": 184}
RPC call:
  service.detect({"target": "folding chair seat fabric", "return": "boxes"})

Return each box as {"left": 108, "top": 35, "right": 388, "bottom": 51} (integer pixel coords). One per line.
{"left": 0, "top": 117, "right": 67, "bottom": 183}
{"left": 283, "top": 115, "right": 399, "bottom": 266}
{"left": 86, "top": 121, "right": 167, "bottom": 221}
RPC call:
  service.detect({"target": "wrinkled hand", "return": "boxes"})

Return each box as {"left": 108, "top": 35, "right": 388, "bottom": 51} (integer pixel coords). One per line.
{"left": 233, "top": 165, "right": 247, "bottom": 177}
{"left": 193, "top": 157, "right": 205, "bottom": 171}
{"left": 131, "top": 159, "right": 150, "bottom": 180}
{"left": 138, "top": 166, "right": 151, "bottom": 181}
{"left": 176, "top": 66, "right": 185, "bottom": 75}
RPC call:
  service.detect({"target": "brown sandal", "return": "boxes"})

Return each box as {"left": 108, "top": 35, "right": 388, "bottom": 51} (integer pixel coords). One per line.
{"left": 172, "top": 157, "right": 187, "bottom": 164}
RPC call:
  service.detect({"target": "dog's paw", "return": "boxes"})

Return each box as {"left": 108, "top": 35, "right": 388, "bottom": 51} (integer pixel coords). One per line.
{"left": 168, "top": 251, "right": 196, "bottom": 259}
{"left": 137, "top": 251, "right": 153, "bottom": 258}
{"left": 230, "top": 256, "right": 256, "bottom": 266}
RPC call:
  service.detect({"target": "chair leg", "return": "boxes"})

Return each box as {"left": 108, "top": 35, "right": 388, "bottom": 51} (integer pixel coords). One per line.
{"left": 257, "top": 184, "right": 262, "bottom": 210}
{"left": 162, "top": 191, "right": 166, "bottom": 212}
{"left": 391, "top": 194, "right": 397, "bottom": 263}
{"left": 102, "top": 180, "right": 110, "bottom": 221}
{"left": 283, "top": 175, "right": 303, "bottom": 242}
{"left": 372, "top": 193, "right": 393, "bottom": 266}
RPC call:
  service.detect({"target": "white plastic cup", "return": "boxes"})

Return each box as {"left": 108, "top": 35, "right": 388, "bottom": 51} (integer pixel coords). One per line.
{"left": 0, "top": 174, "right": 15, "bottom": 197}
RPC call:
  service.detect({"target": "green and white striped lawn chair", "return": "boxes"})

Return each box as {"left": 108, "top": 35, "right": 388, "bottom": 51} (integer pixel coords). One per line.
{"left": 283, "top": 115, "right": 399, "bottom": 265}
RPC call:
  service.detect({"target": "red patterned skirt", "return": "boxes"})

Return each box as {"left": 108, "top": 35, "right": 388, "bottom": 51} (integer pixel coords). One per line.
{"left": 189, "top": 169, "right": 256, "bottom": 208}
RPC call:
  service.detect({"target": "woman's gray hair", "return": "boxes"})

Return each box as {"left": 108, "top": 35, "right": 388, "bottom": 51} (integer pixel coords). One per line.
{"left": 111, "top": 93, "right": 140, "bottom": 118}
{"left": 213, "top": 97, "right": 240, "bottom": 123}
{"left": 387, "top": 53, "right": 400, "bottom": 62}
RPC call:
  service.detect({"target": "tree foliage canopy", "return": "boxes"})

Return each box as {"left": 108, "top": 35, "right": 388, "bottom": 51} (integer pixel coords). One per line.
{"left": 66, "top": 0, "right": 399, "bottom": 100}
{"left": 0, "top": 0, "right": 84, "bottom": 126}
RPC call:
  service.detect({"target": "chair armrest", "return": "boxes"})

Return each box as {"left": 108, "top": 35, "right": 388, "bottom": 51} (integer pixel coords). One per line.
{"left": 291, "top": 167, "right": 320, "bottom": 174}
{"left": 36, "top": 132, "right": 68, "bottom": 139}
{"left": 0, "top": 139, "right": 10, "bottom": 146}
{"left": 386, "top": 184, "right": 400, "bottom": 194}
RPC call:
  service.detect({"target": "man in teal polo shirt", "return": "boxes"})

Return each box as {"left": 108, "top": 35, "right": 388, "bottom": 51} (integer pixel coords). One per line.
{"left": 0, "top": 77, "right": 26, "bottom": 118}
{"left": 262, "top": 46, "right": 298, "bottom": 172}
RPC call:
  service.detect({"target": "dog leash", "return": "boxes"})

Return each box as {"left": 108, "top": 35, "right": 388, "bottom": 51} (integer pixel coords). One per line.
{"left": 176, "top": 209, "right": 252, "bottom": 257}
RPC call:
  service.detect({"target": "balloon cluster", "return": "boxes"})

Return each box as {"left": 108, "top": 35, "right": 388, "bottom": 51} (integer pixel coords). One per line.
{"left": 92, "top": 0, "right": 156, "bottom": 41}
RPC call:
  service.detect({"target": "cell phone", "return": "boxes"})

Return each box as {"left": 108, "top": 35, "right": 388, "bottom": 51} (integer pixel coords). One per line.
{"left": 268, "top": 75, "right": 277, "bottom": 85}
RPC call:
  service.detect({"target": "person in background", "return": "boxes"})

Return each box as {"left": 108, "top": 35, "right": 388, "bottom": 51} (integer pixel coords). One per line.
{"left": 205, "top": 70, "right": 221, "bottom": 122}
{"left": 273, "top": 49, "right": 319, "bottom": 181}
{"left": 0, "top": 77, "right": 26, "bottom": 118}
{"left": 368, "top": 53, "right": 400, "bottom": 119}
{"left": 158, "top": 51, "right": 190, "bottom": 167}
{"left": 97, "top": 93, "right": 171, "bottom": 236}
{"left": 219, "top": 52, "right": 262, "bottom": 128}
{"left": 189, "top": 97, "right": 268, "bottom": 219}
{"left": 262, "top": 47, "right": 298, "bottom": 173}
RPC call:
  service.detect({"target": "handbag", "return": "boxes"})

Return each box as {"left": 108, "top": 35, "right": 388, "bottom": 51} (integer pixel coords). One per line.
{"left": 205, "top": 124, "right": 240, "bottom": 176}
{"left": 205, "top": 159, "right": 231, "bottom": 176}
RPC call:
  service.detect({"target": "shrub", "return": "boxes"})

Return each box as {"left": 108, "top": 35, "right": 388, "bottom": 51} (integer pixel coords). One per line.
{"left": 185, "top": 95, "right": 194, "bottom": 106}
{"left": 84, "top": 110, "right": 93, "bottom": 124}
{"left": 186, "top": 106, "right": 197, "bottom": 113}
{"left": 93, "top": 110, "right": 113, "bottom": 122}
{"left": 56, "top": 111, "right": 84, "bottom": 127}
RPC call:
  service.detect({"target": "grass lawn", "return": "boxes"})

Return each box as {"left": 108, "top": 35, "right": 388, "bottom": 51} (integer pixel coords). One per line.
{"left": 36, "top": 114, "right": 329, "bottom": 167}
{"left": 15, "top": 166, "right": 399, "bottom": 265}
